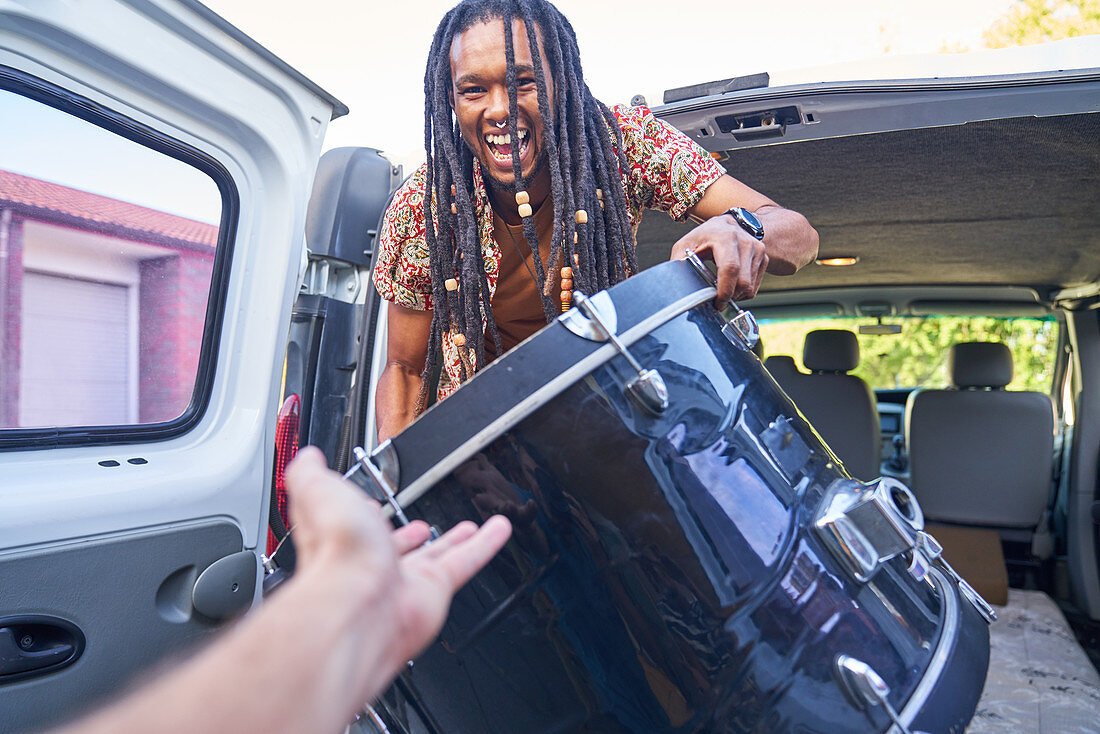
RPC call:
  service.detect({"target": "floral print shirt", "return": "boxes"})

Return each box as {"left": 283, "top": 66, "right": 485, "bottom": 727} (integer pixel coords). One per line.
{"left": 373, "top": 104, "right": 725, "bottom": 400}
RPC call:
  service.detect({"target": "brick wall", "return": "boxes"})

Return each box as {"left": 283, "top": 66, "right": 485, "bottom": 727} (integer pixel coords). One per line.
{"left": 138, "top": 250, "right": 214, "bottom": 423}
{"left": 0, "top": 211, "right": 23, "bottom": 428}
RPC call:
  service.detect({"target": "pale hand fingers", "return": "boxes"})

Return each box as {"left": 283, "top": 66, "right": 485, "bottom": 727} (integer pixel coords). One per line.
{"left": 392, "top": 521, "right": 433, "bottom": 555}
{"left": 418, "top": 515, "right": 512, "bottom": 592}
{"left": 406, "top": 520, "right": 481, "bottom": 562}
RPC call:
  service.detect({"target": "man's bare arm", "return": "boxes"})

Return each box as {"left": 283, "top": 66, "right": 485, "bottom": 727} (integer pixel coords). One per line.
{"left": 376, "top": 302, "right": 433, "bottom": 442}
{"left": 671, "top": 174, "right": 819, "bottom": 307}
{"left": 49, "top": 448, "right": 511, "bottom": 734}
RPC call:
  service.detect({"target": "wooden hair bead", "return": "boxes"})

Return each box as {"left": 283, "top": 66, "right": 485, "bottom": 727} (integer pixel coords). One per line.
{"left": 573, "top": 254, "right": 579, "bottom": 264}
{"left": 444, "top": 278, "right": 458, "bottom": 292}
{"left": 561, "top": 278, "right": 573, "bottom": 290}
{"left": 450, "top": 203, "right": 457, "bottom": 214}
{"left": 596, "top": 188, "right": 603, "bottom": 200}
{"left": 515, "top": 190, "right": 530, "bottom": 205}
{"left": 450, "top": 185, "right": 456, "bottom": 195}
{"left": 573, "top": 232, "right": 578, "bottom": 244}
{"left": 518, "top": 202, "right": 533, "bottom": 218}
{"left": 452, "top": 333, "right": 466, "bottom": 347}
{"left": 574, "top": 209, "right": 588, "bottom": 224}
{"left": 559, "top": 290, "right": 572, "bottom": 303}
{"left": 561, "top": 266, "right": 573, "bottom": 279}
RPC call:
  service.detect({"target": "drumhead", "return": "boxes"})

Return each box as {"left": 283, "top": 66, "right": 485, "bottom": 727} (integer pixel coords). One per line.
{"left": 382, "top": 259, "right": 716, "bottom": 508}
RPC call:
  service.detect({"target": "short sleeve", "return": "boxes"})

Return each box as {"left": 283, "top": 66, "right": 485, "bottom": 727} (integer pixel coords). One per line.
{"left": 613, "top": 104, "right": 726, "bottom": 221}
{"left": 373, "top": 163, "right": 434, "bottom": 311}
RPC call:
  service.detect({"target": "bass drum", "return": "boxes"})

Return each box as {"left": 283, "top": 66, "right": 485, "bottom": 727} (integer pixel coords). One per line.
{"left": 370, "top": 259, "right": 990, "bottom": 734}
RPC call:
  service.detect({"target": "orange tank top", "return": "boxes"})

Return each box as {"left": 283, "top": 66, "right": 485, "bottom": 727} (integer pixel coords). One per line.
{"left": 485, "top": 200, "right": 559, "bottom": 362}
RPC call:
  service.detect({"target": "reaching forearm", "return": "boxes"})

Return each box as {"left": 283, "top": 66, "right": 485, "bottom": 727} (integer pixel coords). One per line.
{"left": 52, "top": 562, "right": 396, "bottom": 734}
{"left": 376, "top": 362, "right": 424, "bottom": 441}
{"left": 755, "top": 204, "right": 819, "bottom": 275}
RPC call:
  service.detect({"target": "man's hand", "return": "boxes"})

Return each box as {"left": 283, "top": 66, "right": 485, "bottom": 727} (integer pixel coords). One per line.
{"left": 285, "top": 447, "right": 512, "bottom": 682}
{"left": 670, "top": 213, "right": 769, "bottom": 309}
{"left": 48, "top": 448, "right": 511, "bottom": 734}
{"left": 673, "top": 174, "right": 819, "bottom": 309}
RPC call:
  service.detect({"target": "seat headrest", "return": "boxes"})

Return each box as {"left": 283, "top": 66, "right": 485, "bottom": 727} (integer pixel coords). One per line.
{"left": 950, "top": 342, "right": 1013, "bottom": 388}
{"left": 803, "top": 329, "right": 859, "bottom": 373}
{"left": 764, "top": 355, "right": 799, "bottom": 379}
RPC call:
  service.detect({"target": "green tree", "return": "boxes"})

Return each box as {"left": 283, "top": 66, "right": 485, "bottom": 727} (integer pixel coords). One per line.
{"left": 983, "top": 0, "right": 1100, "bottom": 48}
{"left": 758, "top": 317, "right": 1056, "bottom": 392}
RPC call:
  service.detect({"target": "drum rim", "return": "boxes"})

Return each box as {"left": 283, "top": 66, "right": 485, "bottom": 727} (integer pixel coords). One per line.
{"left": 897, "top": 565, "right": 958, "bottom": 727}
{"left": 389, "top": 283, "right": 716, "bottom": 511}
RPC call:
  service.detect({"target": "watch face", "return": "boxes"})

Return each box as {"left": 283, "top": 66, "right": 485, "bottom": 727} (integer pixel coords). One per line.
{"left": 732, "top": 207, "right": 764, "bottom": 239}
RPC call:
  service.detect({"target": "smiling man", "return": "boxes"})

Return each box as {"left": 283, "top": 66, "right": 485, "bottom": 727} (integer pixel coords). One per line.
{"left": 373, "top": 0, "right": 818, "bottom": 440}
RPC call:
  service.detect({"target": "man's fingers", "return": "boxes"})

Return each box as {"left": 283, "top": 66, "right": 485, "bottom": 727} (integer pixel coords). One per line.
{"left": 710, "top": 239, "right": 742, "bottom": 309}
{"left": 392, "top": 521, "right": 433, "bottom": 554}
{"left": 429, "top": 515, "right": 512, "bottom": 591}
{"left": 407, "top": 521, "right": 480, "bottom": 562}
{"left": 752, "top": 251, "right": 769, "bottom": 295}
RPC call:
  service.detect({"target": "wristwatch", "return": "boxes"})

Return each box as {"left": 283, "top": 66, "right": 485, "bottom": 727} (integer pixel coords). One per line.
{"left": 726, "top": 206, "right": 764, "bottom": 240}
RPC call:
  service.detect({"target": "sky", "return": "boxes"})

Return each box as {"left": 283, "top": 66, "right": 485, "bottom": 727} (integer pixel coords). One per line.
{"left": 3, "top": 0, "right": 1065, "bottom": 224}
{"left": 202, "top": 0, "right": 1024, "bottom": 165}
{"left": 0, "top": 90, "right": 222, "bottom": 223}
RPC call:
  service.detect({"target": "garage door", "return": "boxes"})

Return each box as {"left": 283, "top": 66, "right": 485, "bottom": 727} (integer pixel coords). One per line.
{"left": 19, "top": 271, "right": 132, "bottom": 427}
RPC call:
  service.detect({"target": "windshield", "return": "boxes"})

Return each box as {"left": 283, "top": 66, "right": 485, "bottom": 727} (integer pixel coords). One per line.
{"left": 758, "top": 316, "right": 1057, "bottom": 392}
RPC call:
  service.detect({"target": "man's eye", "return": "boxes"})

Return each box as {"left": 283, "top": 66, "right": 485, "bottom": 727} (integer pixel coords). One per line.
{"left": 518, "top": 78, "right": 537, "bottom": 89}
{"left": 460, "top": 86, "right": 486, "bottom": 96}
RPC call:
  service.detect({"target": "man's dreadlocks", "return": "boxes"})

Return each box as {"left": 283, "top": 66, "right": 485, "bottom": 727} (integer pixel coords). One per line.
{"left": 420, "top": 0, "right": 637, "bottom": 401}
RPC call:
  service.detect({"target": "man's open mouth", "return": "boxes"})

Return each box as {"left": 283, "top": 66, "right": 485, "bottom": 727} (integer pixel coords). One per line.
{"left": 484, "top": 129, "right": 530, "bottom": 166}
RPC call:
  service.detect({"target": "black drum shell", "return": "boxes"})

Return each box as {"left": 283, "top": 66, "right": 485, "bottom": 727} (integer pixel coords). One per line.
{"left": 383, "top": 260, "right": 989, "bottom": 734}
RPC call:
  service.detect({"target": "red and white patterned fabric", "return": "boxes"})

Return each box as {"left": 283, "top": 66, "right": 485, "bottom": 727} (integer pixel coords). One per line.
{"left": 373, "top": 104, "right": 725, "bottom": 400}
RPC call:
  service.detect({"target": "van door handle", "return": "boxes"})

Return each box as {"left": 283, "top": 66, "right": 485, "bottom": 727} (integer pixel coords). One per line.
{"left": 0, "top": 616, "right": 84, "bottom": 681}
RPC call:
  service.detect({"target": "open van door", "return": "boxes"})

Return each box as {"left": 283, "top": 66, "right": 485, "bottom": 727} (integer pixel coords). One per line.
{"left": 0, "top": 1, "right": 345, "bottom": 730}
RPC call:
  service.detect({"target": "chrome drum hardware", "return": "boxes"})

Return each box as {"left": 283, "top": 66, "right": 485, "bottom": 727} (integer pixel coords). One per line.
{"left": 815, "top": 476, "right": 997, "bottom": 623}
{"left": 566, "top": 291, "right": 669, "bottom": 415}
{"left": 836, "top": 655, "right": 927, "bottom": 734}
{"left": 683, "top": 249, "right": 760, "bottom": 351}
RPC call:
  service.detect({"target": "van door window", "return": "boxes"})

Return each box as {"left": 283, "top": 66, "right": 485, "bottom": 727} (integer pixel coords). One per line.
{"left": 0, "top": 84, "right": 224, "bottom": 433}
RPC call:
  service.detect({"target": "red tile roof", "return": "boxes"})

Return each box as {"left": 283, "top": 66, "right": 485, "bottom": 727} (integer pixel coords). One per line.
{"left": 0, "top": 169, "right": 219, "bottom": 249}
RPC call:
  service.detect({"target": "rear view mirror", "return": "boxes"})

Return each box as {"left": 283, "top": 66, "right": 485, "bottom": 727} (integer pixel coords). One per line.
{"left": 860, "top": 323, "right": 903, "bottom": 335}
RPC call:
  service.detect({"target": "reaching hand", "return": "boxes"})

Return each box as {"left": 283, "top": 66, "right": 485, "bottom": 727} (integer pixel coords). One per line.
{"left": 670, "top": 214, "right": 769, "bottom": 309}
{"left": 284, "top": 447, "right": 512, "bottom": 705}
{"left": 46, "top": 448, "right": 512, "bottom": 734}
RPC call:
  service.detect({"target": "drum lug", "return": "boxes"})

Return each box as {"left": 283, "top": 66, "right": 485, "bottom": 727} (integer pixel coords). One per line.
{"left": 345, "top": 444, "right": 440, "bottom": 542}
{"left": 815, "top": 477, "right": 925, "bottom": 583}
{"left": 815, "top": 478, "right": 998, "bottom": 623}
{"left": 559, "top": 290, "right": 617, "bottom": 341}
{"left": 721, "top": 311, "right": 760, "bottom": 352}
{"left": 682, "top": 249, "right": 760, "bottom": 352}
{"left": 835, "top": 655, "right": 923, "bottom": 734}
{"left": 913, "top": 533, "right": 998, "bottom": 623}
{"left": 572, "top": 291, "right": 669, "bottom": 414}
{"left": 626, "top": 369, "right": 669, "bottom": 415}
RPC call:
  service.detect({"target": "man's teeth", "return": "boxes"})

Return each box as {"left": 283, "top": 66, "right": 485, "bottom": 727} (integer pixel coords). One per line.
{"left": 485, "top": 130, "right": 530, "bottom": 145}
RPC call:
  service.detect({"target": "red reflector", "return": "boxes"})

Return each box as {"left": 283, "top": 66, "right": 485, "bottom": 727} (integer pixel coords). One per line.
{"left": 267, "top": 394, "right": 300, "bottom": 555}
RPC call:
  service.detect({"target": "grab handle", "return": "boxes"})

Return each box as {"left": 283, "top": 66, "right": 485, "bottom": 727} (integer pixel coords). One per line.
{"left": 0, "top": 616, "right": 84, "bottom": 682}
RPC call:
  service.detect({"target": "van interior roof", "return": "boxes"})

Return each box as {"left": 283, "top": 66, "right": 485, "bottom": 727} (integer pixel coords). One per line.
{"left": 635, "top": 112, "right": 1100, "bottom": 299}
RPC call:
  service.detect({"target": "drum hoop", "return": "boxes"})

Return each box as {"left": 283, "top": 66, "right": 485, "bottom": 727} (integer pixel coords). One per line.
{"left": 390, "top": 284, "right": 716, "bottom": 512}
{"left": 896, "top": 566, "right": 958, "bottom": 728}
